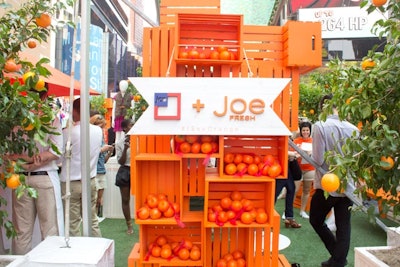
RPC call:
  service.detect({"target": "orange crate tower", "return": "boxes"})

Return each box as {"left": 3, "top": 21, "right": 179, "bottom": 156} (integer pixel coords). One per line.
{"left": 129, "top": 1, "right": 321, "bottom": 266}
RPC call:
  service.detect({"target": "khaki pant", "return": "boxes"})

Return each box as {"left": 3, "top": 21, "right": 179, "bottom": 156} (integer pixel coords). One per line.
{"left": 61, "top": 179, "right": 101, "bottom": 237}
{"left": 12, "top": 174, "right": 59, "bottom": 255}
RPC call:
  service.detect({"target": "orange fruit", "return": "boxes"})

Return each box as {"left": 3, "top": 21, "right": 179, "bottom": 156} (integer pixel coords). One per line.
{"left": 240, "top": 212, "right": 253, "bottom": 224}
{"left": 27, "top": 40, "right": 37, "bottom": 48}
{"left": 380, "top": 156, "right": 394, "bottom": 170}
{"left": 361, "top": 59, "right": 376, "bottom": 70}
{"left": 208, "top": 212, "right": 216, "bottom": 222}
{"left": 6, "top": 174, "right": 21, "bottom": 189}
{"left": 255, "top": 211, "right": 268, "bottom": 224}
{"left": 172, "top": 202, "right": 180, "bottom": 213}
{"left": 268, "top": 163, "right": 282, "bottom": 178}
{"left": 188, "top": 49, "right": 199, "bottom": 59}
{"left": 156, "top": 235, "right": 168, "bottom": 246}
{"left": 151, "top": 245, "right": 161, "bottom": 257}
{"left": 217, "top": 46, "right": 228, "bottom": 53}
{"left": 185, "top": 135, "right": 199, "bottom": 144}
{"left": 233, "top": 154, "right": 243, "bottom": 164}
{"left": 231, "top": 250, "right": 244, "bottom": 260}
{"left": 160, "top": 245, "right": 172, "bottom": 259}
{"left": 225, "top": 163, "right": 237, "bottom": 175}
{"left": 230, "top": 191, "right": 242, "bottom": 201}
{"left": 220, "top": 197, "right": 232, "bottom": 210}
{"left": 163, "top": 206, "right": 175, "bottom": 218}
{"left": 372, "top": 0, "right": 387, "bottom": 7}
{"left": 36, "top": 13, "right": 51, "bottom": 28}
{"left": 226, "top": 210, "right": 236, "bottom": 220}
{"left": 237, "top": 258, "right": 246, "bottom": 267}
{"left": 219, "top": 50, "right": 231, "bottom": 60}
{"left": 174, "top": 135, "right": 185, "bottom": 144}
{"left": 179, "top": 142, "right": 191, "bottom": 153}
{"left": 146, "top": 194, "right": 159, "bottom": 208}
{"left": 227, "top": 259, "right": 238, "bottom": 267}
{"left": 241, "top": 198, "right": 254, "bottom": 211}
{"left": 178, "top": 247, "right": 190, "bottom": 260}
{"left": 210, "top": 51, "right": 220, "bottom": 60}
{"left": 22, "top": 71, "right": 35, "bottom": 83}
{"left": 247, "top": 163, "right": 259, "bottom": 176}
{"left": 201, "top": 142, "right": 212, "bottom": 154}
{"left": 178, "top": 51, "right": 188, "bottom": 59}
{"left": 157, "top": 199, "right": 170, "bottom": 212}
{"left": 263, "top": 154, "right": 276, "bottom": 166}
{"left": 200, "top": 135, "right": 214, "bottom": 143}
{"left": 230, "top": 200, "right": 243, "bottom": 212}
{"left": 253, "top": 155, "right": 262, "bottom": 165}
{"left": 189, "top": 248, "right": 201, "bottom": 260}
{"left": 224, "top": 153, "right": 235, "bottom": 163}
{"left": 216, "top": 259, "right": 228, "bottom": 267}
{"left": 191, "top": 142, "right": 201, "bottom": 153}
{"left": 236, "top": 162, "right": 247, "bottom": 174}
{"left": 34, "top": 79, "right": 46, "bottom": 91}
{"left": 242, "top": 155, "right": 254, "bottom": 164}
{"left": 223, "top": 253, "right": 234, "bottom": 262}
{"left": 217, "top": 211, "right": 229, "bottom": 223}
{"left": 321, "top": 173, "right": 340, "bottom": 192}
{"left": 137, "top": 206, "right": 150, "bottom": 220}
{"left": 4, "top": 59, "right": 21, "bottom": 72}
{"left": 149, "top": 208, "right": 162, "bottom": 219}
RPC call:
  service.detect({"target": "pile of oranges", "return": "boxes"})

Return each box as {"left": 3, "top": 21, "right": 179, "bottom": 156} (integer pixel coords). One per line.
{"left": 174, "top": 135, "right": 218, "bottom": 154}
{"left": 223, "top": 152, "right": 282, "bottom": 178}
{"left": 208, "top": 190, "right": 268, "bottom": 226}
{"left": 178, "top": 46, "right": 238, "bottom": 61}
{"left": 215, "top": 249, "right": 246, "bottom": 267}
{"left": 146, "top": 235, "right": 201, "bottom": 261}
{"left": 136, "top": 193, "right": 180, "bottom": 220}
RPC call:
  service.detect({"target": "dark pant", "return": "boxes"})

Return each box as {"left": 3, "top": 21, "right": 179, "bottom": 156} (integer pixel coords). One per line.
{"left": 309, "top": 189, "right": 353, "bottom": 266}
{"left": 274, "top": 168, "right": 295, "bottom": 219}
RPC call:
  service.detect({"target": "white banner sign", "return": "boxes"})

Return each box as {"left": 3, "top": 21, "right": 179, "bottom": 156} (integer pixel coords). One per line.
{"left": 127, "top": 77, "right": 292, "bottom": 136}
{"left": 298, "top": 6, "right": 386, "bottom": 39}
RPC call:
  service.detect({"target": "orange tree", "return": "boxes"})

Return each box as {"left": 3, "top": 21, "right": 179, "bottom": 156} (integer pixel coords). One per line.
{"left": 318, "top": 0, "right": 400, "bottom": 220}
{"left": 0, "top": 0, "right": 69, "bottom": 237}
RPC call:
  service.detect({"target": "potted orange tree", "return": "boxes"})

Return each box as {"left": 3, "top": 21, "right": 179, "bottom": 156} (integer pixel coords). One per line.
{"left": 314, "top": 0, "right": 399, "bottom": 265}
{"left": 0, "top": 0, "right": 68, "bottom": 245}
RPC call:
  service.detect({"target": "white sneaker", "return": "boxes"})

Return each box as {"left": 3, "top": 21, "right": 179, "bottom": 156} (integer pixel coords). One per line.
{"left": 282, "top": 213, "right": 286, "bottom": 220}
{"left": 300, "top": 211, "right": 309, "bottom": 219}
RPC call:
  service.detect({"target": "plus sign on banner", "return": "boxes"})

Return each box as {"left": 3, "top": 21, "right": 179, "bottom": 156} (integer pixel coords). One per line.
{"left": 127, "top": 77, "right": 292, "bottom": 136}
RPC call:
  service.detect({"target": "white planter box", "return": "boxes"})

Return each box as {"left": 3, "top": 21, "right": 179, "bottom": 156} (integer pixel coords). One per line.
{"left": 0, "top": 255, "right": 28, "bottom": 267}
{"left": 354, "top": 246, "right": 391, "bottom": 267}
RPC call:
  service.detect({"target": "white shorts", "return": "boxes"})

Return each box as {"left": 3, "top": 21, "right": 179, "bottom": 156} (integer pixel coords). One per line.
{"left": 95, "top": 174, "right": 107, "bottom": 190}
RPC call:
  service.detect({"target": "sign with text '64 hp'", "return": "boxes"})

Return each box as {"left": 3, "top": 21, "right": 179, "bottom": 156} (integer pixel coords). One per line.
{"left": 127, "top": 77, "right": 292, "bottom": 136}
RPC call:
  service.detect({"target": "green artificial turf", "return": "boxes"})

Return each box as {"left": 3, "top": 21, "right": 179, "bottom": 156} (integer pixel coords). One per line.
{"left": 100, "top": 199, "right": 398, "bottom": 267}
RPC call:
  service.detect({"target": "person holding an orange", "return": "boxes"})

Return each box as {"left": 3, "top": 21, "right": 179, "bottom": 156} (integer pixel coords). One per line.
{"left": 293, "top": 121, "right": 315, "bottom": 219}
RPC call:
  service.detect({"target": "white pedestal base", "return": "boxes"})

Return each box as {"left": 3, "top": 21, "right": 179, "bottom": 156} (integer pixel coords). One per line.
{"left": 16, "top": 236, "right": 114, "bottom": 267}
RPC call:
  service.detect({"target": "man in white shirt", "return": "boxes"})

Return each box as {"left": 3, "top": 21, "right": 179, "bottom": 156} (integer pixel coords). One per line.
{"left": 59, "top": 98, "right": 103, "bottom": 237}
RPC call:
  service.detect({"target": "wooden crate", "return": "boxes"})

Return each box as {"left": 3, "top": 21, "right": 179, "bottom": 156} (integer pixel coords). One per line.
{"left": 204, "top": 225, "right": 281, "bottom": 267}
{"left": 134, "top": 158, "right": 182, "bottom": 224}
{"left": 222, "top": 136, "right": 289, "bottom": 178}
{"left": 160, "top": 0, "right": 221, "bottom": 26}
{"left": 139, "top": 222, "right": 203, "bottom": 266}
{"left": 175, "top": 13, "right": 243, "bottom": 64}
{"left": 204, "top": 180, "right": 275, "bottom": 228}
{"left": 283, "top": 20, "right": 322, "bottom": 69}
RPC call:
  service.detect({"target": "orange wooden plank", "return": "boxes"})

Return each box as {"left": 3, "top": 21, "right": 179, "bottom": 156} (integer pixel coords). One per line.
{"left": 127, "top": 243, "right": 140, "bottom": 267}
{"left": 142, "top": 28, "right": 152, "bottom": 77}
{"left": 160, "top": 0, "right": 220, "bottom": 26}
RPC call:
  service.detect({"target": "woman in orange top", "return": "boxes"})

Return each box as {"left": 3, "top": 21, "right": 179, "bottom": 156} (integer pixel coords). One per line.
{"left": 293, "top": 121, "right": 315, "bottom": 219}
